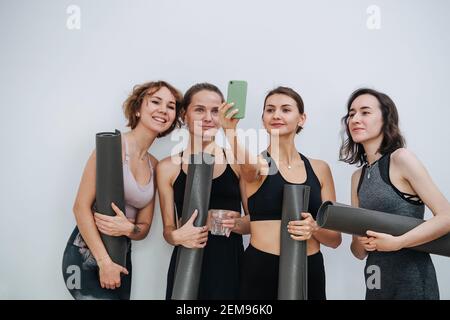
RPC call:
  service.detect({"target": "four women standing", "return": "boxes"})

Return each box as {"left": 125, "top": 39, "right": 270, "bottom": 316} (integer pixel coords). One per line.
{"left": 65, "top": 82, "right": 450, "bottom": 300}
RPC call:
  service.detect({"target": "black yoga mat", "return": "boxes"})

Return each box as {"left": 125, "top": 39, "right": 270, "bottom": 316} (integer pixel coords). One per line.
{"left": 278, "top": 185, "right": 310, "bottom": 300}
{"left": 95, "top": 130, "right": 128, "bottom": 267}
{"left": 317, "top": 201, "right": 450, "bottom": 257}
{"left": 171, "top": 153, "right": 214, "bottom": 300}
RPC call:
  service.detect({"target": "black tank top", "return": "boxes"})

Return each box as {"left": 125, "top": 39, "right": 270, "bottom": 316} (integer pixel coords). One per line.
{"left": 248, "top": 151, "right": 322, "bottom": 221}
{"left": 173, "top": 150, "right": 242, "bottom": 218}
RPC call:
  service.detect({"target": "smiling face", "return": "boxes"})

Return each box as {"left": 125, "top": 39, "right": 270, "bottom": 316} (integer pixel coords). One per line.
{"left": 184, "top": 89, "right": 222, "bottom": 140}
{"left": 262, "top": 93, "right": 305, "bottom": 136}
{"left": 347, "top": 94, "right": 384, "bottom": 144}
{"left": 138, "top": 86, "right": 178, "bottom": 134}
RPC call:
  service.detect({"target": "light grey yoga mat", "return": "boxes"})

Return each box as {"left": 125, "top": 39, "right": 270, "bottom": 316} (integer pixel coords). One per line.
{"left": 278, "top": 184, "right": 310, "bottom": 300}
{"left": 317, "top": 201, "right": 450, "bottom": 257}
{"left": 172, "top": 153, "right": 214, "bottom": 300}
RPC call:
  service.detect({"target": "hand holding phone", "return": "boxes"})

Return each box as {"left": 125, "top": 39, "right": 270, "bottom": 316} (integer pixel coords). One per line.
{"left": 226, "top": 80, "right": 247, "bottom": 119}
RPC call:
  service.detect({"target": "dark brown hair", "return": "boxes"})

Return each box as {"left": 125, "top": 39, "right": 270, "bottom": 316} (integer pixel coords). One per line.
{"left": 122, "top": 81, "right": 183, "bottom": 137}
{"left": 339, "top": 88, "right": 406, "bottom": 166}
{"left": 180, "top": 83, "right": 225, "bottom": 117}
{"left": 263, "top": 86, "right": 305, "bottom": 133}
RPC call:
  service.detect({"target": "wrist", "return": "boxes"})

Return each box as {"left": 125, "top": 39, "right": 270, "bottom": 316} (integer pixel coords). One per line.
{"left": 172, "top": 228, "right": 182, "bottom": 246}
{"left": 125, "top": 222, "right": 135, "bottom": 237}
{"left": 224, "top": 127, "right": 237, "bottom": 137}
{"left": 97, "top": 255, "right": 112, "bottom": 268}
{"left": 396, "top": 235, "right": 408, "bottom": 250}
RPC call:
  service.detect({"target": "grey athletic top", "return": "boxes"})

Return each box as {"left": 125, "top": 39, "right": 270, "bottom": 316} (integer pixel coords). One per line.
{"left": 358, "top": 152, "right": 439, "bottom": 300}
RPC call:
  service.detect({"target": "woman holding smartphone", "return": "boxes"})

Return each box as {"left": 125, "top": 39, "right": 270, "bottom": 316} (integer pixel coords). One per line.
{"left": 62, "top": 81, "right": 182, "bottom": 300}
{"left": 342, "top": 88, "right": 450, "bottom": 299}
{"left": 219, "top": 86, "right": 341, "bottom": 300}
{"left": 157, "top": 83, "right": 250, "bottom": 300}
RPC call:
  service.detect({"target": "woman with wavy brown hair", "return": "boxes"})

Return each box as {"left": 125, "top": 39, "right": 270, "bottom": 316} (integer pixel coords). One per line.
{"left": 341, "top": 88, "right": 450, "bottom": 299}
{"left": 62, "top": 81, "right": 182, "bottom": 300}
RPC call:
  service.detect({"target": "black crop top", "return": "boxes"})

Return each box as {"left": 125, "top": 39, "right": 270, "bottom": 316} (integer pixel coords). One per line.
{"left": 247, "top": 151, "right": 322, "bottom": 221}
{"left": 173, "top": 150, "right": 242, "bottom": 219}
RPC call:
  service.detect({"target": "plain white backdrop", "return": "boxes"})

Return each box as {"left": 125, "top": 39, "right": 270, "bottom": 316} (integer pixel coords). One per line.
{"left": 0, "top": 0, "right": 449, "bottom": 299}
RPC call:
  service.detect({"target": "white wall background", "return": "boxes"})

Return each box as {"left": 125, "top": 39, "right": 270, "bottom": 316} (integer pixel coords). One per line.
{"left": 0, "top": 0, "right": 449, "bottom": 299}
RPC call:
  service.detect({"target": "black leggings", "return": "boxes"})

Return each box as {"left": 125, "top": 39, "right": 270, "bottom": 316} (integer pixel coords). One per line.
{"left": 62, "top": 227, "right": 132, "bottom": 300}
{"left": 239, "top": 244, "right": 326, "bottom": 300}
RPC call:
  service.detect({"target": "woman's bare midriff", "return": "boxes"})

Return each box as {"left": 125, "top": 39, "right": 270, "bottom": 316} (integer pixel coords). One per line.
{"left": 250, "top": 220, "right": 320, "bottom": 256}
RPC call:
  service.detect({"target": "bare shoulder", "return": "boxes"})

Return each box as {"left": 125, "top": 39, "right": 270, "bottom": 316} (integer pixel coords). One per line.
{"left": 391, "top": 148, "right": 419, "bottom": 166}
{"left": 307, "top": 158, "right": 332, "bottom": 186}
{"left": 148, "top": 153, "right": 159, "bottom": 168}
{"left": 156, "top": 154, "right": 180, "bottom": 178}
{"left": 308, "top": 158, "right": 331, "bottom": 174}
{"left": 351, "top": 168, "right": 363, "bottom": 184}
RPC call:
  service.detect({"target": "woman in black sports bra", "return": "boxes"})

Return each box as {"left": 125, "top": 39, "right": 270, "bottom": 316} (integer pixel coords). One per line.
{"left": 219, "top": 86, "right": 342, "bottom": 300}
{"left": 156, "top": 83, "right": 250, "bottom": 299}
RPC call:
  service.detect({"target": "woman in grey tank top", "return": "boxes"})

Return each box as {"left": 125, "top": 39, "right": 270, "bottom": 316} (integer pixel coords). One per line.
{"left": 339, "top": 88, "right": 450, "bottom": 300}
{"left": 62, "top": 81, "right": 183, "bottom": 299}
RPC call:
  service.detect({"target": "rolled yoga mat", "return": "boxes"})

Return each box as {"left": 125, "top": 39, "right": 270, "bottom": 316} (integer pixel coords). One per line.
{"left": 95, "top": 130, "right": 128, "bottom": 267}
{"left": 317, "top": 201, "right": 450, "bottom": 257}
{"left": 171, "top": 153, "right": 215, "bottom": 300}
{"left": 278, "top": 185, "right": 310, "bottom": 300}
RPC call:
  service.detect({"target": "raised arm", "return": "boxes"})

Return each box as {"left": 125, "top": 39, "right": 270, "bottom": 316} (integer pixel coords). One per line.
{"left": 218, "top": 102, "right": 266, "bottom": 183}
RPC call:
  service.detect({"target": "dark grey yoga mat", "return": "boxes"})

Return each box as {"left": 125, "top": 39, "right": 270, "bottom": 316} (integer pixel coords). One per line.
{"left": 317, "top": 201, "right": 450, "bottom": 257}
{"left": 278, "top": 185, "right": 310, "bottom": 300}
{"left": 171, "top": 153, "right": 214, "bottom": 300}
{"left": 95, "top": 130, "right": 128, "bottom": 267}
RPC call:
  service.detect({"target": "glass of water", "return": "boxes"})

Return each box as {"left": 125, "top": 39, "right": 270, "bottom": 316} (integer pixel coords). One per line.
{"left": 210, "top": 210, "right": 229, "bottom": 236}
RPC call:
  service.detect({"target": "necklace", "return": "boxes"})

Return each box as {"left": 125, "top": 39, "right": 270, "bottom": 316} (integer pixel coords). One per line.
{"left": 364, "top": 153, "right": 383, "bottom": 179}
{"left": 366, "top": 162, "right": 375, "bottom": 179}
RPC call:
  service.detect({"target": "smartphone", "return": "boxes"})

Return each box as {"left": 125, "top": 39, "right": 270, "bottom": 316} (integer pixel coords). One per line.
{"left": 226, "top": 80, "right": 247, "bottom": 119}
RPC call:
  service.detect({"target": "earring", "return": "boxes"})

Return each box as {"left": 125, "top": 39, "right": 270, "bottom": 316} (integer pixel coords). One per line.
{"left": 136, "top": 112, "right": 140, "bottom": 117}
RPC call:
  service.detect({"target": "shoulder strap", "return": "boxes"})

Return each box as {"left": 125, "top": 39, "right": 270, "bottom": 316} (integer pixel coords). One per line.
{"left": 378, "top": 153, "right": 391, "bottom": 185}
{"left": 357, "top": 165, "right": 366, "bottom": 194}
{"left": 123, "top": 136, "right": 130, "bottom": 162}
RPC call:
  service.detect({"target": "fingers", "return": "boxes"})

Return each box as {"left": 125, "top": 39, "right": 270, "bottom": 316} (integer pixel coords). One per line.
{"left": 364, "top": 243, "right": 377, "bottom": 251}
{"left": 225, "top": 108, "right": 239, "bottom": 119}
{"left": 226, "top": 212, "right": 241, "bottom": 219}
{"left": 287, "top": 224, "right": 313, "bottom": 234}
{"left": 94, "top": 212, "right": 114, "bottom": 222}
{"left": 121, "top": 267, "right": 129, "bottom": 276}
{"left": 188, "top": 209, "right": 198, "bottom": 224}
{"left": 219, "top": 102, "right": 234, "bottom": 113}
{"left": 366, "top": 230, "right": 380, "bottom": 238}
{"left": 290, "top": 234, "right": 310, "bottom": 241}
{"left": 301, "top": 212, "right": 313, "bottom": 219}
{"left": 111, "top": 202, "right": 125, "bottom": 216}
{"left": 221, "top": 219, "right": 235, "bottom": 229}
{"left": 197, "top": 227, "right": 208, "bottom": 237}
{"left": 95, "top": 219, "right": 114, "bottom": 230}
{"left": 288, "top": 228, "right": 312, "bottom": 238}
{"left": 102, "top": 280, "right": 120, "bottom": 290}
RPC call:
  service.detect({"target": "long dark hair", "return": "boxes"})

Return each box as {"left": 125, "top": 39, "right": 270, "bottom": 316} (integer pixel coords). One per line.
{"left": 339, "top": 88, "right": 405, "bottom": 166}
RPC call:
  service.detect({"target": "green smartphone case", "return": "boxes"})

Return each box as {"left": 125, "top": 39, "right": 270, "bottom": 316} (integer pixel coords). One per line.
{"left": 226, "top": 80, "right": 247, "bottom": 119}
